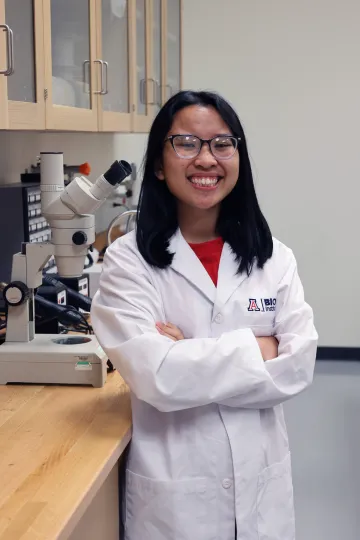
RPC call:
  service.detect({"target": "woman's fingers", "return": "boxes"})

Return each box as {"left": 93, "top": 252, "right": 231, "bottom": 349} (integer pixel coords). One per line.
{"left": 156, "top": 322, "right": 185, "bottom": 341}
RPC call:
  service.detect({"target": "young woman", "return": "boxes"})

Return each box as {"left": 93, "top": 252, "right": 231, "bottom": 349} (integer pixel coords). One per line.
{"left": 91, "top": 90, "right": 318, "bottom": 540}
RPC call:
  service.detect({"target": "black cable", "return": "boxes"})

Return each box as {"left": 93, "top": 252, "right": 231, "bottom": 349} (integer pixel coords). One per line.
{"left": 63, "top": 305, "right": 92, "bottom": 334}
{"left": 35, "top": 314, "right": 88, "bottom": 334}
{"left": 42, "top": 274, "right": 92, "bottom": 312}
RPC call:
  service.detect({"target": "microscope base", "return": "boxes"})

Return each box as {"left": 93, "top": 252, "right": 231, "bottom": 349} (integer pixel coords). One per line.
{"left": 0, "top": 334, "right": 107, "bottom": 387}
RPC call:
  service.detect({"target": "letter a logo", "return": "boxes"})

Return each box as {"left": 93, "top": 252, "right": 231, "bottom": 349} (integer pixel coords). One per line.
{"left": 248, "top": 298, "right": 260, "bottom": 312}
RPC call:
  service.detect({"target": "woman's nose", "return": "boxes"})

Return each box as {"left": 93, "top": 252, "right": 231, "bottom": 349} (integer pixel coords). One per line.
{"left": 194, "top": 143, "right": 217, "bottom": 167}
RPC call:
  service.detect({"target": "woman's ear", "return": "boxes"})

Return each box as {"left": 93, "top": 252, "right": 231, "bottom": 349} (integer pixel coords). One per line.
{"left": 155, "top": 161, "right": 165, "bottom": 181}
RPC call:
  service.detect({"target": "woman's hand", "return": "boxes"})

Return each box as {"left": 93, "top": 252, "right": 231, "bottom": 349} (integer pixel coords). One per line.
{"left": 256, "top": 336, "right": 279, "bottom": 361}
{"left": 156, "top": 322, "right": 185, "bottom": 341}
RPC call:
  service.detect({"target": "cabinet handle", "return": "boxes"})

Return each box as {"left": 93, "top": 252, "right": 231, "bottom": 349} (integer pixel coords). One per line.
{"left": 160, "top": 84, "right": 173, "bottom": 103}
{"left": 147, "top": 78, "right": 158, "bottom": 105}
{"left": 0, "top": 24, "right": 14, "bottom": 76}
{"left": 94, "top": 59, "right": 105, "bottom": 94}
{"left": 140, "top": 78, "right": 146, "bottom": 104}
{"left": 102, "top": 61, "right": 109, "bottom": 95}
{"left": 139, "top": 78, "right": 160, "bottom": 105}
{"left": 157, "top": 81, "right": 162, "bottom": 106}
{"left": 83, "top": 60, "right": 90, "bottom": 93}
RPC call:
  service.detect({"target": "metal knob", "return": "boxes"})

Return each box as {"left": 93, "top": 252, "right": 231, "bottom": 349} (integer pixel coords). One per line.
{"left": 3, "top": 281, "right": 30, "bottom": 307}
{"left": 72, "top": 231, "right": 88, "bottom": 246}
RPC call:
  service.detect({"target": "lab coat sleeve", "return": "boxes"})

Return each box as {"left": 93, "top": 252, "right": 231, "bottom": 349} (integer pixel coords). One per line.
{"left": 217, "top": 249, "right": 318, "bottom": 409}
{"left": 91, "top": 240, "right": 271, "bottom": 412}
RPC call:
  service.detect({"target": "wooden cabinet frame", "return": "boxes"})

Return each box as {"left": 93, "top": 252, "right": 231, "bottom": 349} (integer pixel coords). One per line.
{"left": 0, "top": 0, "right": 182, "bottom": 133}
{"left": 0, "top": 0, "right": 45, "bottom": 130}
{"left": 0, "top": 0, "right": 8, "bottom": 128}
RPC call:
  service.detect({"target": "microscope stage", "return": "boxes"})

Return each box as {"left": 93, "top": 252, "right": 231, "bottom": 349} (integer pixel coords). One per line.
{"left": 0, "top": 334, "right": 107, "bottom": 387}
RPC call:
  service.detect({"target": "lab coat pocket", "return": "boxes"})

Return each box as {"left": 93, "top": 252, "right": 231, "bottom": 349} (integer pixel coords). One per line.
{"left": 125, "top": 470, "right": 216, "bottom": 540}
{"left": 257, "top": 452, "right": 295, "bottom": 540}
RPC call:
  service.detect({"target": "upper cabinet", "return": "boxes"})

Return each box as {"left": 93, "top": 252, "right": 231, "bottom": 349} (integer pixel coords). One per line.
{"left": 0, "top": 0, "right": 45, "bottom": 129}
{"left": 97, "top": 0, "right": 132, "bottom": 132}
{"left": 0, "top": 0, "right": 182, "bottom": 133}
{"left": 151, "top": 0, "right": 162, "bottom": 117}
{"left": 131, "top": 0, "right": 153, "bottom": 132}
{"left": 43, "top": 0, "right": 99, "bottom": 131}
{"left": 163, "top": 0, "right": 182, "bottom": 103}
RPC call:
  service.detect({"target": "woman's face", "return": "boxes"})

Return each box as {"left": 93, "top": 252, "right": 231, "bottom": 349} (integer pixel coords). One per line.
{"left": 157, "top": 105, "right": 240, "bottom": 212}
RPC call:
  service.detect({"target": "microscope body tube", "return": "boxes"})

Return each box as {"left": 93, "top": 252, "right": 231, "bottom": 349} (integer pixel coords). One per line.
{"left": 40, "top": 152, "right": 65, "bottom": 213}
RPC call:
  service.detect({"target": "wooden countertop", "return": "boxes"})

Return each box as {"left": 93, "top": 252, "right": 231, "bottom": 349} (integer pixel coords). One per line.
{"left": 0, "top": 372, "right": 132, "bottom": 540}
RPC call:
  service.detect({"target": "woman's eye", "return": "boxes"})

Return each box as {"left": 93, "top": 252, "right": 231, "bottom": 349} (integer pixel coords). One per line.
{"left": 178, "top": 142, "right": 196, "bottom": 148}
{"left": 215, "top": 142, "right": 232, "bottom": 148}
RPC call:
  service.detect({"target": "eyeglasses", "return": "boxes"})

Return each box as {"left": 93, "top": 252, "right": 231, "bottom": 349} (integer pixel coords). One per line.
{"left": 166, "top": 134, "right": 241, "bottom": 160}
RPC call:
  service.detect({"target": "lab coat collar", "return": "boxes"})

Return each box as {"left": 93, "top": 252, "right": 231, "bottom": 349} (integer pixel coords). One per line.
{"left": 169, "top": 229, "right": 216, "bottom": 304}
{"left": 169, "top": 229, "right": 248, "bottom": 308}
{"left": 216, "top": 242, "right": 248, "bottom": 311}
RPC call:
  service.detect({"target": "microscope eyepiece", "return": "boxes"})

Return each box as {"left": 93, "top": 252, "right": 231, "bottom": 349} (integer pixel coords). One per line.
{"left": 104, "top": 160, "right": 132, "bottom": 186}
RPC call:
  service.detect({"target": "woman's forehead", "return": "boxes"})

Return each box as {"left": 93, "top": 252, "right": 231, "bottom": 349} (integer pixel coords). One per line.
{"left": 170, "top": 105, "right": 231, "bottom": 137}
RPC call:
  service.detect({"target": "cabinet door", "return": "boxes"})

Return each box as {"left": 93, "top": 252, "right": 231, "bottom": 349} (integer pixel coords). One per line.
{"left": 151, "top": 0, "right": 162, "bottom": 116}
{"left": 96, "top": 0, "right": 132, "bottom": 132}
{"left": 0, "top": 0, "right": 45, "bottom": 129}
{"left": 162, "top": 0, "right": 182, "bottom": 104}
{"left": 0, "top": 1, "right": 8, "bottom": 128}
{"left": 43, "top": 0, "right": 99, "bottom": 131}
{"left": 131, "top": 0, "right": 153, "bottom": 132}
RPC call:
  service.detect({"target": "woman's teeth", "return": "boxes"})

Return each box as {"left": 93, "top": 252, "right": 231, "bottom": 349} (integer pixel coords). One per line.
{"left": 189, "top": 177, "right": 219, "bottom": 186}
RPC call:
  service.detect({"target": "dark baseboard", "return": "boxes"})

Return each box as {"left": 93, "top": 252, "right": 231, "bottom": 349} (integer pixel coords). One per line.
{"left": 317, "top": 347, "right": 360, "bottom": 361}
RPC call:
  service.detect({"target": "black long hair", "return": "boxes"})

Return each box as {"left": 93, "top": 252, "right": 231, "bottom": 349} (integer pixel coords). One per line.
{"left": 136, "top": 90, "right": 273, "bottom": 275}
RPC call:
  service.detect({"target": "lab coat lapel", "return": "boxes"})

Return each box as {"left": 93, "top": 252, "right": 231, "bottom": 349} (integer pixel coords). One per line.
{"left": 215, "top": 242, "right": 248, "bottom": 310}
{"left": 169, "top": 229, "right": 216, "bottom": 304}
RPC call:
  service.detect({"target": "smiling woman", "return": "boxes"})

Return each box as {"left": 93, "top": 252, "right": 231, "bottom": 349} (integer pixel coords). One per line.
{"left": 156, "top": 108, "right": 241, "bottom": 246}
{"left": 91, "top": 90, "right": 318, "bottom": 540}
{"left": 136, "top": 90, "right": 273, "bottom": 272}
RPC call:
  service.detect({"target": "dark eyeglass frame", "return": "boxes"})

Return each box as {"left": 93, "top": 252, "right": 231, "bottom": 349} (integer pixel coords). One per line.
{"left": 165, "top": 134, "right": 241, "bottom": 160}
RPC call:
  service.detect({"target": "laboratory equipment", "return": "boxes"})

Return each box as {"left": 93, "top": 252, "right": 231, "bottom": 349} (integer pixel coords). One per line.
{"left": 107, "top": 209, "right": 137, "bottom": 246}
{"left": 42, "top": 274, "right": 91, "bottom": 312}
{"left": 35, "top": 278, "right": 67, "bottom": 334}
{"left": 0, "top": 152, "right": 131, "bottom": 387}
{"left": 0, "top": 183, "right": 53, "bottom": 284}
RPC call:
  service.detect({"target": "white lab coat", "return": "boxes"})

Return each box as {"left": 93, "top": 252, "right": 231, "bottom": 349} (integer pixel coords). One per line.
{"left": 91, "top": 229, "right": 318, "bottom": 540}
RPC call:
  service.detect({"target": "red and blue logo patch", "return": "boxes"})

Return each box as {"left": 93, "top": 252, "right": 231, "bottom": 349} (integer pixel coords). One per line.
{"left": 248, "top": 298, "right": 277, "bottom": 312}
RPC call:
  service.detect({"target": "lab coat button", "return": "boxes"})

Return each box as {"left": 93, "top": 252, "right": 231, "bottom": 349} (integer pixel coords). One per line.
{"left": 214, "top": 313, "right": 223, "bottom": 324}
{"left": 222, "top": 478, "right": 232, "bottom": 489}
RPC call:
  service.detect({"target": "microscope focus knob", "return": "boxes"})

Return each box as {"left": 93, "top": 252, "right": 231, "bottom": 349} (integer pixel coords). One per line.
{"left": 3, "top": 281, "right": 30, "bottom": 307}
{"left": 72, "top": 231, "right": 88, "bottom": 246}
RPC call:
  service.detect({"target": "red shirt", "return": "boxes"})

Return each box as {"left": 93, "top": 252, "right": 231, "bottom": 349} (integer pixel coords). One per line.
{"left": 189, "top": 238, "right": 224, "bottom": 286}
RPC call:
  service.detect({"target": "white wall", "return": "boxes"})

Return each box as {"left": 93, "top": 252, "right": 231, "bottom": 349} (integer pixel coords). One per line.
{"left": 0, "top": 131, "right": 147, "bottom": 232}
{"left": 285, "top": 361, "right": 360, "bottom": 540}
{"left": 182, "top": 0, "right": 360, "bottom": 347}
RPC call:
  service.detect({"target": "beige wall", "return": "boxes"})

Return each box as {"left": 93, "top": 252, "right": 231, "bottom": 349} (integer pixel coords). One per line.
{"left": 182, "top": 0, "right": 360, "bottom": 347}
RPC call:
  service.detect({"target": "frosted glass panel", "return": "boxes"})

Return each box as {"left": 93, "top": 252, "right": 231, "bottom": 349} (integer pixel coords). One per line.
{"left": 5, "top": 0, "right": 36, "bottom": 103}
{"left": 102, "top": 0, "right": 129, "bottom": 113}
{"left": 136, "top": 0, "right": 146, "bottom": 114}
{"left": 166, "top": 0, "right": 181, "bottom": 99}
{"left": 50, "top": 0, "right": 91, "bottom": 109}
{"left": 152, "top": 0, "right": 161, "bottom": 113}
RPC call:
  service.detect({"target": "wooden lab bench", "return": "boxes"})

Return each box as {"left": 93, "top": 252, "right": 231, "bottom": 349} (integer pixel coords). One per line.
{"left": 0, "top": 371, "right": 131, "bottom": 539}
